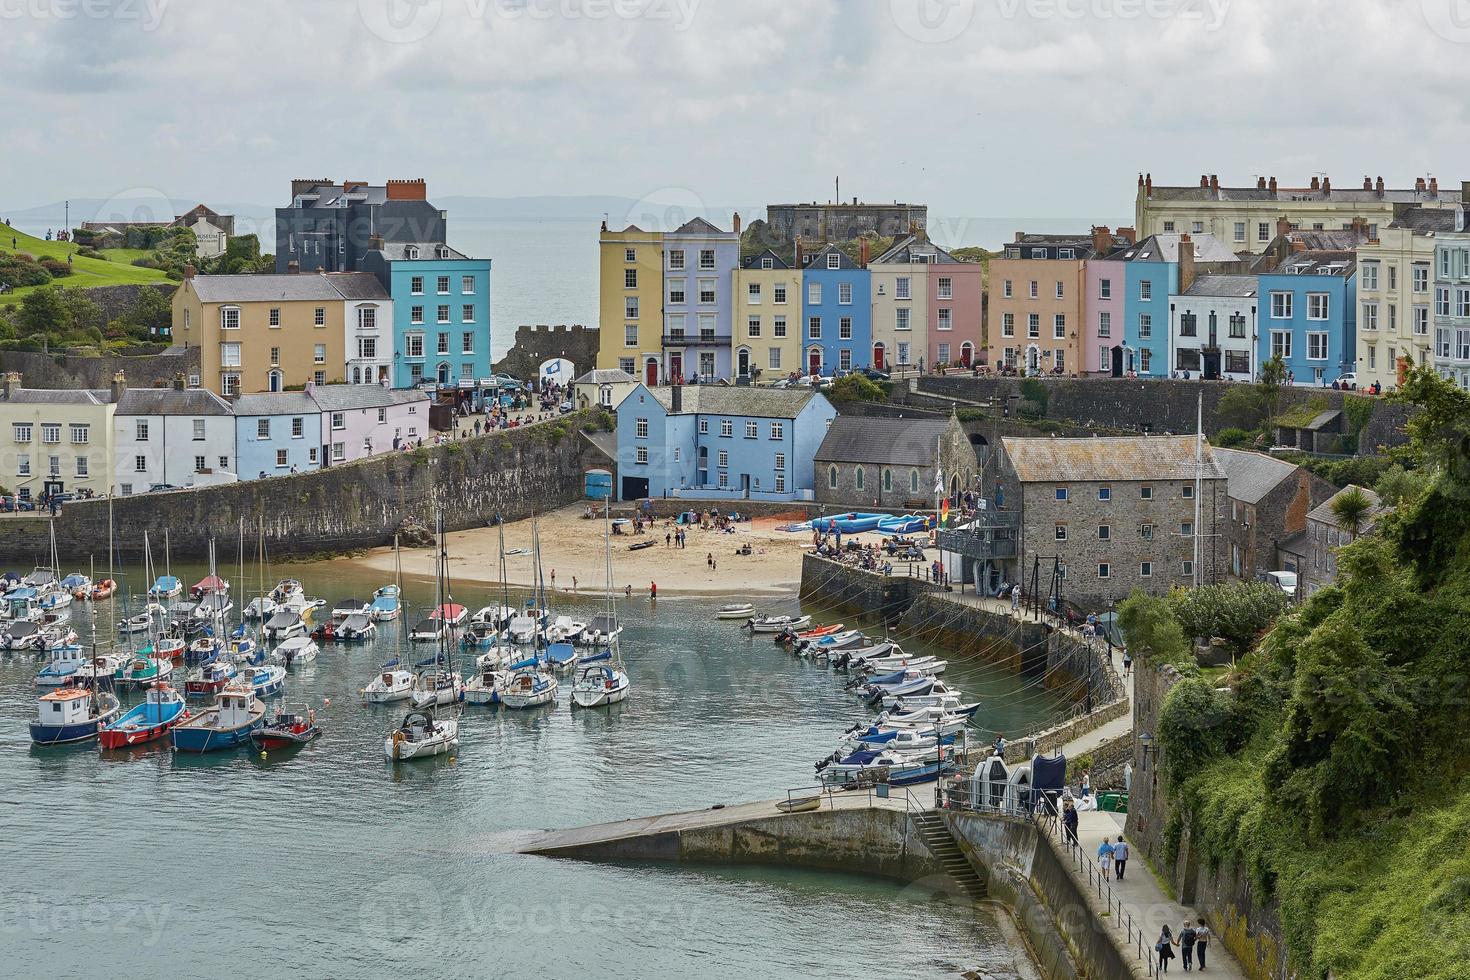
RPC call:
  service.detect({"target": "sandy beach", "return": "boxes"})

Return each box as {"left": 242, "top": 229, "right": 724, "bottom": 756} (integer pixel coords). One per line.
{"left": 323, "top": 503, "right": 816, "bottom": 598}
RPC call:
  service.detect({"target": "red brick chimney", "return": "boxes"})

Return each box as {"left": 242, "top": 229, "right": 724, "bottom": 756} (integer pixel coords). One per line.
{"left": 1277, "top": 216, "right": 1291, "bottom": 238}
{"left": 1145, "top": 173, "right": 1152, "bottom": 197}
{"left": 1376, "top": 176, "right": 1385, "bottom": 197}
{"left": 1430, "top": 177, "right": 1439, "bottom": 197}
{"left": 794, "top": 240, "right": 804, "bottom": 269}
{"left": 1268, "top": 176, "right": 1278, "bottom": 194}
{"left": 1091, "top": 225, "right": 1113, "bottom": 257}
{"left": 1416, "top": 177, "right": 1427, "bottom": 192}
{"left": 859, "top": 237, "right": 869, "bottom": 268}
{"left": 1200, "top": 174, "right": 1210, "bottom": 189}
{"left": 732, "top": 212, "right": 742, "bottom": 234}
{"left": 1322, "top": 176, "right": 1331, "bottom": 196}
{"left": 385, "top": 178, "right": 427, "bottom": 201}
{"left": 1362, "top": 175, "right": 1372, "bottom": 191}
{"left": 1117, "top": 226, "right": 1138, "bottom": 245}
{"left": 1177, "top": 233, "right": 1196, "bottom": 294}
{"left": 183, "top": 264, "right": 196, "bottom": 279}
{"left": 1138, "top": 173, "right": 1145, "bottom": 189}
{"left": 1310, "top": 176, "right": 1320, "bottom": 191}
{"left": 1258, "top": 176, "right": 1268, "bottom": 190}
{"left": 1210, "top": 174, "right": 1219, "bottom": 192}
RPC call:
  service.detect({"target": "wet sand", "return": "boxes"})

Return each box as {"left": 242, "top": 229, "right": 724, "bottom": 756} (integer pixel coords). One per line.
{"left": 326, "top": 503, "right": 817, "bottom": 598}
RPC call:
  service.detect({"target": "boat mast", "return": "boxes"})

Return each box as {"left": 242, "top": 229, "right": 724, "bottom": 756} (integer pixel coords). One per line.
{"left": 604, "top": 498, "right": 619, "bottom": 667}
{"left": 1193, "top": 390, "right": 1203, "bottom": 587}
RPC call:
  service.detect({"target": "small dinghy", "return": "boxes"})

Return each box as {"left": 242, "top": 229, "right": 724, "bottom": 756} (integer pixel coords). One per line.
{"left": 30, "top": 687, "right": 122, "bottom": 745}
{"left": 460, "top": 622, "right": 501, "bottom": 649}
{"left": 90, "top": 579, "right": 118, "bottom": 601}
{"left": 775, "top": 795, "right": 822, "bottom": 814}
{"left": 171, "top": 684, "right": 266, "bottom": 753}
{"left": 384, "top": 709, "right": 458, "bottom": 761}
{"left": 715, "top": 603, "right": 755, "bottom": 620}
{"left": 117, "top": 612, "right": 154, "bottom": 635}
{"left": 250, "top": 704, "right": 322, "bottom": 751}
{"left": 744, "top": 614, "right": 812, "bottom": 634}
{"left": 60, "top": 573, "right": 92, "bottom": 599}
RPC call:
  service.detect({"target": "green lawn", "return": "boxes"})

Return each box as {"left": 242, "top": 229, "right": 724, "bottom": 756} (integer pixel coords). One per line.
{"left": 0, "top": 225, "right": 173, "bottom": 308}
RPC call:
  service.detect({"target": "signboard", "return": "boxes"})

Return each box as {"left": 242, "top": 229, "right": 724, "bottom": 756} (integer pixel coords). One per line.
{"left": 539, "top": 357, "right": 575, "bottom": 388}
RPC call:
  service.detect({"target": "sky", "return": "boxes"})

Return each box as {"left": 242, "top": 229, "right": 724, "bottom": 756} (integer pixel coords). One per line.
{"left": 4, "top": 0, "right": 1470, "bottom": 240}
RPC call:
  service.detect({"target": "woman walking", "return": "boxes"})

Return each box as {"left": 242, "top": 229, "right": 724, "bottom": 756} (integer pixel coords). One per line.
{"left": 1156, "top": 925, "right": 1176, "bottom": 973}
{"left": 1097, "top": 836, "right": 1114, "bottom": 880}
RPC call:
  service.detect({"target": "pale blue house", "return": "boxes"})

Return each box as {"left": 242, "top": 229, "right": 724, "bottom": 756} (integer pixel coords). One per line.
{"left": 1114, "top": 233, "right": 1238, "bottom": 376}
{"left": 362, "top": 242, "right": 492, "bottom": 389}
{"left": 233, "top": 392, "right": 323, "bottom": 478}
{"left": 615, "top": 384, "right": 836, "bottom": 501}
{"left": 800, "top": 244, "right": 872, "bottom": 376}
{"left": 1258, "top": 250, "right": 1358, "bottom": 385}
{"left": 661, "top": 217, "right": 740, "bottom": 382}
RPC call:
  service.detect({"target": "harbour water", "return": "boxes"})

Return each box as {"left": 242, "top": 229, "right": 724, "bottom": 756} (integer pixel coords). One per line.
{"left": 3, "top": 560, "right": 1064, "bottom": 977}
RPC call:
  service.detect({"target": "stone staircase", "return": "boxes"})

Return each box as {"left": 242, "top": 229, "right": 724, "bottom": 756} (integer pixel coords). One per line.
{"left": 912, "top": 811, "right": 986, "bottom": 900}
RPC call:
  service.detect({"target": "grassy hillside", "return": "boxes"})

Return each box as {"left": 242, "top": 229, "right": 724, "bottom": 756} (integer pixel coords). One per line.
{"left": 0, "top": 225, "right": 172, "bottom": 307}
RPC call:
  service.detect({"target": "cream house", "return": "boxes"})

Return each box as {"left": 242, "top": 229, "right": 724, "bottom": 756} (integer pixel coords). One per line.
{"left": 732, "top": 249, "right": 802, "bottom": 381}
{"left": 869, "top": 237, "right": 930, "bottom": 373}
{"left": 1355, "top": 207, "right": 1449, "bottom": 390}
{"left": 0, "top": 372, "right": 120, "bottom": 500}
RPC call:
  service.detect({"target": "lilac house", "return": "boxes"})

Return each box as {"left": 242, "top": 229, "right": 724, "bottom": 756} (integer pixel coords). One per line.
{"left": 1084, "top": 253, "right": 1127, "bottom": 375}
{"left": 308, "top": 383, "right": 430, "bottom": 465}
{"left": 662, "top": 216, "right": 740, "bottom": 382}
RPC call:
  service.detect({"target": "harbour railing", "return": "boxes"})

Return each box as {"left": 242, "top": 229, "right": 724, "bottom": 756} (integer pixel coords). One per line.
{"left": 781, "top": 782, "right": 929, "bottom": 814}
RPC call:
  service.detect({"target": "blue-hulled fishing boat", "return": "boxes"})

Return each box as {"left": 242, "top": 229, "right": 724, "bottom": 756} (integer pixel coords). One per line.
{"left": 369, "top": 585, "right": 400, "bottom": 622}
{"left": 99, "top": 684, "right": 189, "bottom": 749}
{"left": 171, "top": 684, "right": 265, "bottom": 752}
{"left": 30, "top": 687, "right": 122, "bottom": 745}
{"left": 238, "top": 663, "right": 286, "bottom": 699}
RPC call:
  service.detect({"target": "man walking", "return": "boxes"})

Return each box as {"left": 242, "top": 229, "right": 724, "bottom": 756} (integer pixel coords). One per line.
{"left": 1193, "top": 918, "right": 1211, "bottom": 970}
{"left": 1010, "top": 583, "right": 1021, "bottom": 612}
{"left": 1112, "top": 836, "right": 1130, "bottom": 880}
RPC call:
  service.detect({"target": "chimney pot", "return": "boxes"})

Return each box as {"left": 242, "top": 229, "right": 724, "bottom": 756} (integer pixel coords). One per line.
{"left": 1200, "top": 174, "right": 1210, "bottom": 188}
{"left": 1258, "top": 176, "right": 1268, "bottom": 190}
{"left": 183, "top": 264, "right": 196, "bottom": 280}
{"left": 1138, "top": 173, "right": 1145, "bottom": 188}
{"left": 1363, "top": 175, "right": 1372, "bottom": 191}
{"left": 1416, "top": 177, "right": 1427, "bottom": 192}
{"left": 1430, "top": 176, "right": 1439, "bottom": 196}
{"left": 172, "top": 372, "right": 186, "bottom": 391}
{"left": 732, "top": 211, "right": 742, "bottom": 235}
{"left": 1145, "top": 173, "right": 1152, "bottom": 197}
{"left": 1268, "top": 176, "right": 1278, "bottom": 193}
{"left": 1210, "top": 174, "right": 1219, "bottom": 192}
{"left": 4, "top": 371, "right": 23, "bottom": 399}
{"left": 1322, "top": 176, "right": 1331, "bottom": 195}
{"left": 1117, "top": 226, "right": 1137, "bottom": 245}
{"left": 109, "top": 371, "right": 125, "bottom": 403}
{"left": 1310, "top": 176, "right": 1320, "bottom": 191}
{"left": 1377, "top": 176, "right": 1385, "bottom": 196}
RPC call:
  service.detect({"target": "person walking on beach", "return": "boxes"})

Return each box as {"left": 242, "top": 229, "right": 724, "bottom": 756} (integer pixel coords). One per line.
{"left": 1112, "top": 836, "right": 1129, "bottom": 879}
{"left": 665, "top": 532, "right": 671, "bottom": 548}
{"left": 1097, "top": 837, "right": 1114, "bottom": 880}
{"left": 571, "top": 576, "right": 577, "bottom": 593}
{"left": 1193, "top": 918, "right": 1210, "bottom": 970}
{"left": 706, "top": 552, "right": 713, "bottom": 568}
{"left": 1156, "top": 926, "right": 1176, "bottom": 973}
{"left": 649, "top": 581, "right": 657, "bottom": 599}
{"left": 1178, "top": 920, "right": 1197, "bottom": 971}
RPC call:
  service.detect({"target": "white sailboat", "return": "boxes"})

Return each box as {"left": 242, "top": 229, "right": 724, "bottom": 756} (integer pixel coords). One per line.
{"left": 572, "top": 501, "right": 630, "bottom": 710}
{"left": 501, "top": 519, "right": 557, "bottom": 710}
{"left": 361, "top": 538, "right": 414, "bottom": 704}
{"left": 384, "top": 515, "right": 461, "bottom": 758}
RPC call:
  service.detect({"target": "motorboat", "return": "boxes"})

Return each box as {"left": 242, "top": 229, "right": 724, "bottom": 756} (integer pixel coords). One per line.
{"left": 99, "top": 684, "right": 189, "bottom": 749}
{"left": 330, "top": 598, "right": 370, "bottom": 620}
{"left": 543, "top": 616, "right": 586, "bottom": 644}
{"left": 335, "top": 613, "right": 377, "bottom": 643}
{"left": 384, "top": 709, "right": 458, "bottom": 761}
{"left": 816, "top": 745, "right": 955, "bottom": 787}
{"left": 744, "top": 614, "right": 812, "bottom": 634}
{"left": 171, "top": 684, "right": 265, "bottom": 752}
{"left": 226, "top": 636, "right": 261, "bottom": 665}
{"left": 715, "top": 602, "right": 755, "bottom": 620}
{"left": 263, "top": 610, "right": 306, "bottom": 641}
{"left": 470, "top": 604, "right": 513, "bottom": 629}
{"left": 243, "top": 596, "right": 277, "bottom": 620}
{"left": 581, "top": 613, "right": 622, "bottom": 646}
{"left": 238, "top": 663, "right": 286, "bottom": 700}
{"left": 190, "top": 574, "right": 230, "bottom": 600}
{"left": 570, "top": 662, "right": 630, "bottom": 709}
{"left": 22, "top": 566, "right": 58, "bottom": 594}
{"left": 114, "top": 655, "right": 174, "bottom": 690}
{"left": 544, "top": 641, "right": 578, "bottom": 675}
{"left": 460, "top": 622, "right": 501, "bottom": 649}
{"left": 149, "top": 575, "right": 183, "bottom": 600}
{"left": 499, "top": 666, "right": 557, "bottom": 709}
{"left": 887, "top": 692, "right": 981, "bottom": 717}
{"left": 842, "top": 726, "right": 957, "bottom": 754}
{"left": 192, "top": 592, "right": 234, "bottom": 621}
{"left": 60, "top": 573, "right": 92, "bottom": 599}
{"left": 877, "top": 681, "right": 965, "bottom": 711}
{"left": 186, "top": 636, "right": 221, "bottom": 666}
{"left": 30, "top": 687, "right": 122, "bottom": 745}
{"left": 791, "top": 623, "right": 845, "bottom": 641}
{"left": 361, "top": 668, "right": 415, "bottom": 704}
{"left": 506, "top": 608, "right": 544, "bottom": 644}
{"left": 6, "top": 588, "right": 43, "bottom": 624}
{"left": 270, "top": 579, "right": 305, "bottom": 606}
{"left": 409, "top": 619, "right": 449, "bottom": 644}
{"left": 117, "top": 611, "right": 154, "bottom": 635}
{"left": 250, "top": 705, "right": 322, "bottom": 751}
{"left": 409, "top": 669, "right": 465, "bottom": 709}
{"left": 39, "top": 589, "right": 72, "bottom": 613}
{"left": 157, "top": 634, "right": 190, "bottom": 663}
{"left": 430, "top": 603, "right": 468, "bottom": 627}
{"left": 369, "top": 586, "right": 401, "bottom": 622}
{"left": 276, "top": 636, "right": 319, "bottom": 667}
{"left": 72, "top": 653, "right": 125, "bottom": 688}
{"left": 184, "top": 660, "right": 238, "bottom": 698}
{"left": 34, "top": 645, "right": 89, "bottom": 687}
{"left": 852, "top": 653, "right": 946, "bottom": 676}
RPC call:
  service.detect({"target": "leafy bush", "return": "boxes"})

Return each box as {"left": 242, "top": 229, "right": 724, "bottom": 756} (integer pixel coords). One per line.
{"left": 826, "top": 373, "right": 887, "bottom": 403}
{"left": 0, "top": 252, "right": 54, "bottom": 287}
{"left": 1019, "top": 377, "right": 1049, "bottom": 415}
{"left": 38, "top": 256, "right": 73, "bottom": 278}
{"left": 1117, "top": 589, "right": 1193, "bottom": 669}
{"left": 1167, "top": 582, "right": 1290, "bottom": 655}
{"left": 1213, "top": 426, "right": 1255, "bottom": 448}
{"left": 76, "top": 246, "right": 105, "bottom": 260}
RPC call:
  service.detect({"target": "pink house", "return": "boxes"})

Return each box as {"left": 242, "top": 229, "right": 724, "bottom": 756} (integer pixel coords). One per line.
{"left": 1082, "top": 225, "right": 1135, "bottom": 375}
{"left": 929, "top": 251, "right": 984, "bottom": 369}
{"left": 308, "top": 383, "right": 430, "bottom": 465}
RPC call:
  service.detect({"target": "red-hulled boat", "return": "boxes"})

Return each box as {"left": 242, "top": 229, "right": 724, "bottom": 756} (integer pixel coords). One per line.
{"left": 249, "top": 705, "right": 322, "bottom": 751}
{"left": 98, "top": 684, "right": 190, "bottom": 749}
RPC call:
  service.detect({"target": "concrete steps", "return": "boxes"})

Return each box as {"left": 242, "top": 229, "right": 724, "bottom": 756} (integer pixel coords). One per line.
{"left": 912, "top": 811, "right": 986, "bottom": 900}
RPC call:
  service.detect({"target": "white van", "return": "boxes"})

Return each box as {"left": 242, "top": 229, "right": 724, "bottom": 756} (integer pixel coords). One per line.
{"left": 1265, "top": 570, "right": 1298, "bottom": 598}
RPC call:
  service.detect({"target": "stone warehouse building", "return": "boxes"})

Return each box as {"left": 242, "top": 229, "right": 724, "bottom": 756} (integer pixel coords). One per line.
{"left": 1301, "top": 485, "right": 1385, "bottom": 597}
{"left": 1213, "top": 448, "right": 1335, "bottom": 584}
{"left": 987, "top": 435, "right": 1226, "bottom": 609}
{"left": 814, "top": 412, "right": 975, "bottom": 509}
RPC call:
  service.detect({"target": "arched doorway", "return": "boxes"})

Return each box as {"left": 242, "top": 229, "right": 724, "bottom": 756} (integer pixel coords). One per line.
{"left": 873, "top": 343, "right": 886, "bottom": 371}
{"left": 808, "top": 347, "right": 822, "bottom": 377}
{"left": 736, "top": 347, "right": 751, "bottom": 379}
{"left": 644, "top": 357, "right": 658, "bottom": 386}
{"left": 1025, "top": 345, "right": 1041, "bottom": 375}
{"left": 960, "top": 342, "right": 974, "bottom": 367}
{"left": 268, "top": 370, "right": 283, "bottom": 393}
{"left": 437, "top": 362, "right": 450, "bottom": 385}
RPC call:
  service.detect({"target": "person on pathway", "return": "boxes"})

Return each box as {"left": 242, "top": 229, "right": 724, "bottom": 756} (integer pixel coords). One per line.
{"left": 1062, "top": 799, "right": 1079, "bottom": 845}
{"left": 1179, "top": 920, "right": 1197, "bottom": 971}
{"left": 1112, "top": 836, "right": 1130, "bottom": 879}
{"left": 1122, "top": 648, "right": 1133, "bottom": 677}
{"left": 649, "top": 581, "right": 657, "bottom": 600}
{"left": 1097, "top": 837, "right": 1114, "bottom": 880}
{"left": 1010, "top": 583, "right": 1021, "bottom": 612}
{"left": 1124, "top": 762, "right": 1133, "bottom": 793}
{"left": 665, "top": 532, "right": 671, "bottom": 548}
{"left": 1194, "top": 918, "right": 1211, "bottom": 970}
{"left": 1156, "top": 925, "right": 1176, "bottom": 973}
{"left": 993, "top": 733, "right": 1006, "bottom": 757}
{"left": 1080, "top": 770, "right": 1092, "bottom": 798}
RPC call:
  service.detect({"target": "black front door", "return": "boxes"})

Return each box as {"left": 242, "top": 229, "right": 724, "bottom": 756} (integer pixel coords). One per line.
{"left": 620, "top": 476, "right": 649, "bottom": 501}
{"left": 1203, "top": 349, "right": 1222, "bottom": 381}
{"left": 1110, "top": 345, "right": 1124, "bottom": 378}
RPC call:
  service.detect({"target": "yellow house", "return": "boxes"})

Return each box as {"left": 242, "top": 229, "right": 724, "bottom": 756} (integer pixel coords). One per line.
{"left": 0, "top": 371, "right": 120, "bottom": 500}
{"left": 173, "top": 271, "right": 385, "bottom": 395}
{"left": 732, "top": 248, "right": 802, "bottom": 381}
{"left": 596, "top": 222, "right": 664, "bottom": 385}
{"left": 1354, "top": 207, "right": 1450, "bottom": 391}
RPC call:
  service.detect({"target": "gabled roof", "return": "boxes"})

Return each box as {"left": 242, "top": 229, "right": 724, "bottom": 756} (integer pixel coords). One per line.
{"left": 1307, "top": 485, "right": 1385, "bottom": 530}
{"left": 189, "top": 273, "right": 385, "bottom": 303}
{"left": 742, "top": 249, "right": 790, "bottom": 270}
{"left": 115, "top": 388, "right": 233, "bottom": 416}
{"left": 1214, "top": 448, "right": 1300, "bottom": 504}
{"left": 815, "top": 417, "right": 951, "bottom": 466}
{"left": 1270, "top": 250, "right": 1357, "bottom": 277}
{"left": 670, "top": 217, "right": 727, "bottom": 236}
{"left": 573, "top": 369, "right": 638, "bottom": 385}
{"left": 802, "top": 243, "right": 861, "bottom": 270}
{"left": 1181, "top": 274, "right": 1257, "bottom": 298}
{"left": 639, "top": 384, "right": 821, "bottom": 420}
{"left": 1112, "top": 233, "right": 1238, "bottom": 264}
{"left": 307, "top": 385, "right": 428, "bottom": 412}
{"left": 375, "top": 242, "right": 470, "bottom": 262}
{"left": 323, "top": 272, "right": 390, "bottom": 300}
{"left": 1002, "top": 435, "right": 1222, "bottom": 483}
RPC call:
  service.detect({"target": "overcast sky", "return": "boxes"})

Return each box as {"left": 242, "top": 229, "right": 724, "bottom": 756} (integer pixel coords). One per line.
{"left": 5, "top": 0, "right": 1467, "bottom": 236}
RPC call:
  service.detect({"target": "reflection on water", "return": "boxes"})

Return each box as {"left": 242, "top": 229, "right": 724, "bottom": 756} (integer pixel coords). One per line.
{"left": 4, "top": 560, "right": 1063, "bottom": 978}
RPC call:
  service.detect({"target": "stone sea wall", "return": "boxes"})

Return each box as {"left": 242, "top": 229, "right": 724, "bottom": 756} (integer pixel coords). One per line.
{"left": 0, "top": 414, "right": 610, "bottom": 565}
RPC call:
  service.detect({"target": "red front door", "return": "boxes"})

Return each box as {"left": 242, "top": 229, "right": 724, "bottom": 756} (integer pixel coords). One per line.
{"left": 645, "top": 359, "right": 658, "bottom": 386}
{"left": 669, "top": 352, "right": 683, "bottom": 383}
{"left": 873, "top": 344, "right": 886, "bottom": 371}
{"left": 808, "top": 349, "right": 822, "bottom": 377}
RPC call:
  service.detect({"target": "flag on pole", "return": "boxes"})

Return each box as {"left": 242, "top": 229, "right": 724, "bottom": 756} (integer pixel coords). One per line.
{"left": 941, "top": 497, "right": 950, "bottom": 524}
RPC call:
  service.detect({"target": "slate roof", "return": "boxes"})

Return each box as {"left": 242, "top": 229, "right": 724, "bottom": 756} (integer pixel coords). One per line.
{"left": 1307, "top": 485, "right": 1385, "bottom": 530}
{"left": 232, "top": 393, "right": 318, "bottom": 416}
{"left": 0, "top": 389, "right": 113, "bottom": 405}
{"left": 1214, "top": 448, "right": 1299, "bottom": 504}
{"left": 641, "top": 385, "right": 819, "bottom": 420}
{"left": 815, "top": 417, "right": 950, "bottom": 466}
{"left": 573, "top": 369, "right": 638, "bottom": 385}
{"left": 1146, "top": 181, "right": 1444, "bottom": 206}
{"left": 1002, "top": 435, "right": 1223, "bottom": 483}
{"left": 1182, "top": 274, "right": 1258, "bottom": 298}
{"left": 873, "top": 235, "right": 960, "bottom": 265}
{"left": 1112, "top": 233, "right": 1239, "bottom": 264}
{"left": 802, "top": 243, "right": 861, "bottom": 270}
{"left": 670, "top": 217, "right": 728, "bottom": 236}
{"left": 375, "top": 242, "right": 470, "bottom": 261}
{"left": 742, "top": 249, "right": 790, "bottom": 270}
{"left": 1271, "top": 250, "right": 1357, "bottom": 277}
{"left": 115, "top": 388, "right": 233, "bottom": 416}
{"left": 1386, "top": 206, "right": 1456, "bottom": 233}
{"left": 306, "top": 385, "right": 427, "bottom": 411}
{"left": 291, "top": 182, "right": 390, "bottom": 207}
{"left": 189, "top": 273, "right": 384, "bottom": 303}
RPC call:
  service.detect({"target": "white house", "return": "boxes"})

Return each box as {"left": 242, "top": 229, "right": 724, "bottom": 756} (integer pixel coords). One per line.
{"left": 1169, "top": 274, "right": 1259, "bottom": 381}
{"left": 112, "top": 383, "right": 237, "bottom": 495}
{"left": 570, "top": 368, "right": 639, "bottom": 411}
{"left": 333, "top": 274, "right": 394, "bottom": 387}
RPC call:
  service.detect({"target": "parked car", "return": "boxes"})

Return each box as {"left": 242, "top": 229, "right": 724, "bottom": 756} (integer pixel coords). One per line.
{"left": 859, "top": 367, "right": 890, "bottom": 381}
{"left": 0, "top": 495, "right": 35, "bottom": 512}
{"left": 1336, "top": 373, "right": 1357, "bottom": 388}
{"left": 148, "top": 483, "right": 184, "bottom": 493}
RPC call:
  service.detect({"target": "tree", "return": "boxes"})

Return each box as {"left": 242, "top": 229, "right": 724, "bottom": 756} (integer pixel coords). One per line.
{"left": 825, "top": 374, "right": 887, "bottom": 404}
{"left": 15, "top": 285, "right": 70, "bottom": 337}
{"left": 1167, "top": 582, "right": 1291, "bottom": 655}
{"left": 1373, "top": 464, "right": 1428, "bottom": 508}
{"left": 1117, "top": 589, "right": 1192, "bottom": 668}
{"left": 1330, "top": 487, "right": 1373, "bottom": 539}
{"left": 1259, "top": 354, "right": 1287, "bottom": 421}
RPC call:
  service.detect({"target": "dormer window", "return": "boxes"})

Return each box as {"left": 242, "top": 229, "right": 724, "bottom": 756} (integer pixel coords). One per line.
{"left": 827, "top": 253, "right": 840, "bottom": 269}
{"left": 760, "top": 258, "right": 773, "bottom": 270}
{"left": 404, "top": 245, "right": 419, "bottom": 259}
{"left": 436, "top": 245, "right": 450, "bottom": 259}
